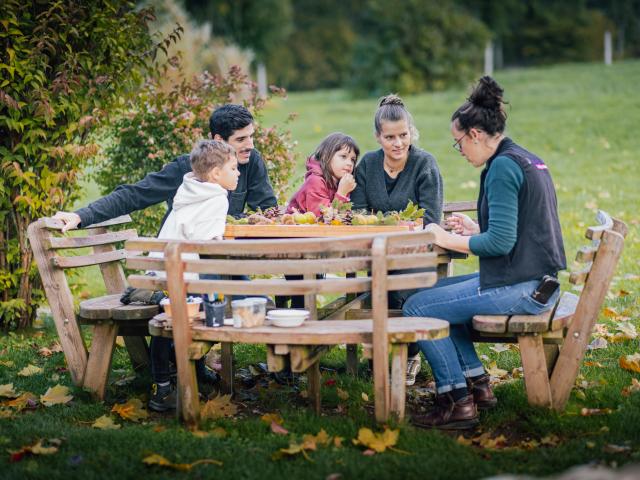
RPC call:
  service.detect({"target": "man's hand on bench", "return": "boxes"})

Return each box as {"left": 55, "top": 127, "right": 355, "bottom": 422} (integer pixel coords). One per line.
{"left": 53, "top": 211, "right": 81, "bottom": 233}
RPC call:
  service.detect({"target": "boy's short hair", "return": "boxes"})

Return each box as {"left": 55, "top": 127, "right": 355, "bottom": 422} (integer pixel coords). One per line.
{"left": 190, "top": 140, "right": 235, "bottom": 180}
{"left": 209, "top": 104, "right": 254, "bottom": 140}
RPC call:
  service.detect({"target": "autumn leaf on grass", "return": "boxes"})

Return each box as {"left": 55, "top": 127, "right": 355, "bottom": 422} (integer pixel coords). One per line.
{"left": 489, "top": 344, "right": 510, "bottom": 354}
{"left": 18, "top": 364, "right": 43, "bottom": 377}
{"left": 336, "top": 388, "right": 349, "bottom": 401}
{"left": 609, "top": 322, "right": 638, "bottom": 342}
{"left": 270, "top": 422, "right": 289, "bottom": 435}
{"left": 580, "top": 407, "right": 613, "bottom": 416}
{"left": 603, "top": 307, "right": 619, "bottom": 319}
{"left": 361, "top": 392, "right": 369, "bottom": 402}
{"left": 486, "top": 361, "right": 509, "bottom": 379}
{"left": 143, "top": 453, "right": 222, "bottom": 471}
{"left": 200, "top": 394, "right": 237, "bottom": 421}
{"left": 0, "top": 384, "right": 19, "bottom": 399}
{"left": 40, "top": 385, "right": 73, "bottom": 406}
{"left": 352, "top": 427, "right": 404, "bottom": 454}
{"left": 112, "top": 398, "right": 149, "bottom": 422}
{"left": 9, "top": 439, "right": 62, "bottom": 463}
{"left": 587, "top": 337, "right": 608, "bottom": 350}
{"left": 619, "top": 353, "right": 640, "bottom": 373}
{"left": 621, "top": 378, "right": 640, "bottom": 396}
{"left": 92, "top": 415, "right": 121, "bottom": 430}
{"left": 261, "top": 412, "right": 284, "bottom": 426}
{"left": 272, "top": 441, "right": 313, "bottom": 461}
{"left": 3, "top": 392, "right": 38, "bottom": 411}
{"left": 0, "top": 360, "right": 14, "bottom": 368}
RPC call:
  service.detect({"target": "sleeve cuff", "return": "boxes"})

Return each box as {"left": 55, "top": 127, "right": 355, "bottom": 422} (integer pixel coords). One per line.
{"left": 335, "top": 193, "right": 350, "bottom": 202}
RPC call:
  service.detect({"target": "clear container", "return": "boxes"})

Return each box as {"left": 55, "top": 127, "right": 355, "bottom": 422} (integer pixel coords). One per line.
{"left": 231, "top": 297, "right": 267, "bottom": 328}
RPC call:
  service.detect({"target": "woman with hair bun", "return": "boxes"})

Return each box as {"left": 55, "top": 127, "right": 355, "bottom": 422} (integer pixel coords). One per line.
{"left": 351, "top": 94, "right": 444, "bottom": 387}
{"left": 404, "top": 76, "right": 566, "bottom": 429}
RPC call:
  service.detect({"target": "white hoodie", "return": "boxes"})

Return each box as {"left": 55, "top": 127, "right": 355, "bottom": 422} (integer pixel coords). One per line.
{"left": 150, "top": 173, "right": 228, "bottom": 277}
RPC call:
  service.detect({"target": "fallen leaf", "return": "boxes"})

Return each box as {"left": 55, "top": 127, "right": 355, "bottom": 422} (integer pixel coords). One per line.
{"left": 362, "top": 449, "right": 376, "bottom": 456}
{"left": 603, "top": 307, "right": 619, "bottom": 319}
{"left": 336, "top": 388, "right": 349, "bottom": 401}
{"left": 584, "top": 361, "right": 605, "bottom": 368}
{"left": 38, "top": 347, "right": 53, "bottom": 357}
{"left": 616, "top": 289, "right": 631, "bottom": 297}
{"left": 261, "top": 412, "right": 284, "bottom": 425}
{"left": 3, "top": 392, "right": 38, "bottom": 411}
{"left": 324, "top": 378, "right": 336, "bottom": 387}
{"left": 539, "top": 435, "right": 560, "bottom": 446}
{"left": 619, "top": 353, "right": 640, "bottom": 373}
{"left": 0, "top": 384, "right": 19, "bottom": 399}
{"left": 621, "top": 378, "right": 640, "bottom": 396}
{"left": 486, "top": 361, "right": 509, "bottom": 379}
{"left": 361, "top": 392, "right": 369, "bottom": 402}
{"left": 9, "top": 439, "right": 62, "bottom": 462}
{"left": 272, "top": 441, "right": 312, "bottom": 461}
{"left": 92, "top": 415, "right": 121, "bottom": 430}
{"left": 602, "top": 444, "right": 632, "bottom": 454}
{"left": 200, "top": 394, "right": 237, "bottom": 420}
{"left": 587, "top": 337, "right": 608, "bottom": 350}
{"left": 112, "top": 398, "right": 149, "bottom": 422}
{"left": 191, "top": 430, "right": 209, "bottom": 438}
{"left": 270, "top": 422, "right": 289, "bottom": 435}
{"left": 40, "top": 384, "right": 73, "bottom": 406}
{"left": 456, "top": 435, "right": 473, "bottom": 446}
{"left": 211, "top": 427, "right": 227, "bottom": 438}
{"left": 18, "top": 364, "right": 43, "bottom": 377}
{"left": 489, "top": 344, "right": 509, "bottom": 354}
{"left": 580, "top": 407, "right": 613, "bottom": 416}
{"left": 142, "top": 453, "right": 222, "bottom": 471}
{"left": 0, "top": 360, "right": 14, "bottom": 368}
{"left": 352, "top": 427, "right": 399, "bottom": 453}
{"left": 511, "top": 367, "right": 523, "bottom": 379}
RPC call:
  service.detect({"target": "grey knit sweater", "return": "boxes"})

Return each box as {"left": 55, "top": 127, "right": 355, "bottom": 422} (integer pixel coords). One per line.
{"left": 351, "top": 146, "right": 443, "bottom": 224}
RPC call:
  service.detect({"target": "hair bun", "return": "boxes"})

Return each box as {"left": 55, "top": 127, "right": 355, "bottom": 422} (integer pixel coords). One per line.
{"left": 468, "top": 76, "right": 504, "bottom": 110}
{"left": 379, "top": 94, "right": 405, "bottom": 108}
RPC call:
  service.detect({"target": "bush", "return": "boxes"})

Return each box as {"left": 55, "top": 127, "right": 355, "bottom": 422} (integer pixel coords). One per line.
{"left": 348, "top": 0, "right": 489, "bottom": 97}
{"left": 0, "top": 0, "right": 170, "bottom": 330}
{"left": 93, "top": 66, "right": 297, "bottom": 237}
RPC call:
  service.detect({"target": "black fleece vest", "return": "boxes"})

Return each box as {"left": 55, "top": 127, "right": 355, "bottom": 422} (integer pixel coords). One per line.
{"left": 477, "top": 138, "right": 566, "bottom": 289}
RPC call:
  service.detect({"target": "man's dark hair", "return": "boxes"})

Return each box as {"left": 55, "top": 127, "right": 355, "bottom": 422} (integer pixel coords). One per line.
{"left": 209, "top": 104, "right": 254, "bottom": 140}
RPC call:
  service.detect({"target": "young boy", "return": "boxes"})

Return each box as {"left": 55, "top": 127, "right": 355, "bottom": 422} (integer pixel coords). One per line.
{"left": 149, "top": 139, "right": 239, "bottom": 412}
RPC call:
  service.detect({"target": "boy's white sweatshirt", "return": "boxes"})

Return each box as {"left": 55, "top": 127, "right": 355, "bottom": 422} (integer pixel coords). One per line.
{"left": 149, "top": 173, "right": 228, "bottom": 278}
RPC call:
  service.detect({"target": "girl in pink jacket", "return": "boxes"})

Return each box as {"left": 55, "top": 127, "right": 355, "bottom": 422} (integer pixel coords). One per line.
{"left": 287, "top": 132, "right": 359, "bottom": 216}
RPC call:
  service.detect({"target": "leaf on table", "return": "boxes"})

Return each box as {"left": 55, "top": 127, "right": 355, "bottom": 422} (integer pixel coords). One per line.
{"left": 18, "top": 364, "right": 43, "bottom": 377}
{"left": 200, "top": 394, "right": 237, "bottom": 420}
{"left": 3, "top": 392, "right": 38, "bottom": 411}
{"left": 111, "top": 398, "right": 149, "bottom": 422}
{"left": 40, "top": 384, "right": 73, "bottom": 406}
{"left": 336, "top": 388, "right": 349, "bottom": 401}
{"left": 621, "top": 378, "right": 640, "bottom": 397}
{"left": 486, "top": 361, "right": 509, "bottom": 379}
{"left": 142, "top": 453, "right": 222, "bottom": 471}
{"left": 0, "top": 384, "right": 19, "bottom": 399}
{"left": 619, "top": 353, "right": 640, "bottom": 373}
{"left": 92, "top": 415, "right": 121, "bottom": 430}
{"left": 270, "top": 422, "right": 289, "bottom": 435}
{"left": 261, "top": 412, "right": 284, "bottom": 426}
{"left": 352, "top": 427, "right": 399, "bottom": 453}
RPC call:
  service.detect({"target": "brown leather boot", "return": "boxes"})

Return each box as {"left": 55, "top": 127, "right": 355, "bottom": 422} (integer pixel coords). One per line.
{"left": 412, "top": 392, "right": 479, "bottom": 430}
{"left": 467, "top": 374, "right": 497, "bottom": 409}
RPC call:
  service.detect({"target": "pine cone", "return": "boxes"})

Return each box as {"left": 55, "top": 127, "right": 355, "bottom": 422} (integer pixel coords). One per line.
{"left": 340, "top": 210, "right": 353, "bottom": 225}
{"left": 263, "top": 206, "right": 281, "bottom": 220}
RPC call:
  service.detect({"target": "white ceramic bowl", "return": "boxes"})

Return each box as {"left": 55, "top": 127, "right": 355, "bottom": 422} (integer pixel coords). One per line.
{"left": 267, "top": 309, "right": 310, "bottom": 319}
{"left": 268, "top": 315, "right": 307, "bottom": 328}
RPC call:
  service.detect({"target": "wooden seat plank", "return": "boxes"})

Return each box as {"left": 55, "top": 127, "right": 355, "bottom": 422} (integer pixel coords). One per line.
{"left": 79, "top": 294, "right": 158, "bottom": 321}
{"left": 549, "top": 292, "right": 579, "bottom": 331}
{"left": 472, "top": 315, "right": 509, "bottom": 333}
{"left": 508, "top": 302, "right": 557, "bottom": 333}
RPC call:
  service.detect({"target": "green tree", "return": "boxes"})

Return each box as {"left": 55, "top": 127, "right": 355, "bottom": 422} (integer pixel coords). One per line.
{"left": 0, "top": 1, "right": 170, "bottom": 329}
{"left": 349, "top": 0, "right": 489, "bottom": 97}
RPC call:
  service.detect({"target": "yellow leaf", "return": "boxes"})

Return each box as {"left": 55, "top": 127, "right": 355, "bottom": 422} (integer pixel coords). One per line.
{"left": 200, "top": 394, "right": 237, "bottom": 420}
{"left": 456, "top": 435, "right": 473, "bottom": 446}
{"left": 40, "top": 384, "right": 73, "bottom": 406}
{"left": 603, "top": 307, "right": 619, "bottom": 319}
{"left": 333, "top": 436, "right": 343, "bottom": 448}
{"left": 352, "top": 427, "right": 399, "bottom": 453}
{"left": 92, "top": 415, "right": 121, "bottom": 430}
{"left": 361, "top": 392, "right": 369, "bottom": 402}
{"left": 28, "top": 439, "right": 60, "bottom": 455}
{"left": 18, "top": 364, "right": 43, "bottom": 377}
{"left": 0, "top": 384, "right": 19, "bottom": 399}
{"left": 336, "top": 388, "right": 349, "bottom": 401}
{"left": 622, "top": 378, "right": 640, "bottom": 396}
{"left": 580, "top": 407, "right": 613, "bottom": 416}
{"left": 0, "top": 360, "right": 14, "bottom": 367}
{"left": 142, "top": 453, "right": 223, "bottom": 471}
{"left": 619, "top": 353, "right": 640, "bottom": 373}
{"left": 38, "top": 347, "right": 53, "bottom": 357}
{"left": 261, "top": 412, "right": 284, "bottom": 425}
{"left": 112, "top": 398, "right": 149, "bottom": 422}
{"left": 486, "top": 361, "right": 508, "bottom": 379}
{"left": 2, "top": 392, "right": 37, "bottom": 410}
{"left": 211, "top": 427, "right": 227, "bottom": 438}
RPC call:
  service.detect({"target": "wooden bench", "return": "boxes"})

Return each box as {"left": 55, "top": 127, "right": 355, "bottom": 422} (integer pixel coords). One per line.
{"left": 472, "top": 210, "right": 627, "bottom": 410}
{"left": 125, "top": 230, "right": 450, "bottom": 427}
{"left": 28, "top": 215, "right": 158, "bottom": 399}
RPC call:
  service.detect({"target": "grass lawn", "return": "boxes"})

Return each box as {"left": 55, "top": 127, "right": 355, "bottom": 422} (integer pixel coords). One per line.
{"left": 2, "top": 60, "right": 640, "bottom": 479}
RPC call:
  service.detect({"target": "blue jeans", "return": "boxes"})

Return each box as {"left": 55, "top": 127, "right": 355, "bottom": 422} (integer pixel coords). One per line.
{"left": 402, "top": 272, "right": 559, "bottom": 394}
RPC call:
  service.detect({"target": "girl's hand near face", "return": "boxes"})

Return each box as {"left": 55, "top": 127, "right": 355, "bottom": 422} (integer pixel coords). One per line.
{"left": 445, "top": 212, "right": 480, "bottom": 236}
{"left": 337, "top": 173, "right": 356, "bottom": 197}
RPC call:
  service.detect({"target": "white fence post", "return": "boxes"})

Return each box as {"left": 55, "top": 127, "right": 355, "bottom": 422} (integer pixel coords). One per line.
{"left": 604, "top": 31, "right": 612, "bottom": 66}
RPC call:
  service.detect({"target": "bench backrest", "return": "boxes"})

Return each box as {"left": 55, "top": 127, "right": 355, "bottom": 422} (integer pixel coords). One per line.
{"left": 27, "top": 215, "right": 137, "bottom": 385}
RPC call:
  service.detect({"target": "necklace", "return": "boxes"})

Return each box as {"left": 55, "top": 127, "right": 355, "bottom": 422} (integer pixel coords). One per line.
{"left": 384, "top": 158, "right": 407, "bottom": 175}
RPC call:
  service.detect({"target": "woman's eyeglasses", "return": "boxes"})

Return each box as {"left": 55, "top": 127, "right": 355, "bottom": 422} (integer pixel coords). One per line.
{"left": 452, "top": 133, "right": 468, "bottom": 152}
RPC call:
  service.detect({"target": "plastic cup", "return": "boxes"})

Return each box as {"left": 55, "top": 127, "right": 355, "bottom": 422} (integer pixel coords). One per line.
{"left": 204, "top": 298, "right": 227, "bottom": 327}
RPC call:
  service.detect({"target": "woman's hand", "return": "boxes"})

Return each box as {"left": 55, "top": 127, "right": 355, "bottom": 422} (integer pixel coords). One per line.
{"left": 337, "top": 173, "right": 356, "bottom": 197}
{"left": 445, "top": 212, "right": 479, "bottom": 236}
{"left": 424, "top": 223, "right": 448, "bottom": 245}
{"left": 425, "top": 222, "right": 472, "bottom": 254}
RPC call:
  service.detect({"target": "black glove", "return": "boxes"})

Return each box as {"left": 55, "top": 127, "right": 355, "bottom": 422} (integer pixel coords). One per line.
{"left": 120, "top": 287, "right": 166, "bottom": 305}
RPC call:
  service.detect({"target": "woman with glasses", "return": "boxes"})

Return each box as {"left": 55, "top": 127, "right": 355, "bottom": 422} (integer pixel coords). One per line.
{"left": 404, "top": 76, "right": 566, "bottom": 429}
{"left": 351, "top": 94, "right": 443, "bottom": 387}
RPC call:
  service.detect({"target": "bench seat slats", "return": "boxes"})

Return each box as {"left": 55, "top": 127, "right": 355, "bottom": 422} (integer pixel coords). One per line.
{"left": 53, "top": 249, "right": 129, "bottom": 268}
{"left": 148, "top": 316, "right": 449, "bottom": 345}
{"left": 472, "top": 315, "right": 509, "bottom": 333}
{"left": 79, "top": 294, "right": 159, "bottom": 321}
{"left": 48, "top": 229, "right": 138, "bottom": 249}
{"left": 508, "top": 308, "right": 554, "bottom": 333}
{"left": 549, "top": 292, "right": 579, "bottom": 331}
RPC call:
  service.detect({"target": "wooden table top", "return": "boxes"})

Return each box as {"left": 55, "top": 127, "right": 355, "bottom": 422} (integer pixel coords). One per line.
{"left": 223, "top": 223, "right": 421, "bottom": 238}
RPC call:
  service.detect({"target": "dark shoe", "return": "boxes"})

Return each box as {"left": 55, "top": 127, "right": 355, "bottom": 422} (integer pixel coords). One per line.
{"left": 467, "top": 374, "right": 497, "bottom": 409}
{"left": 148, "top": 383, "right": 176, "bottom": 412}
{"left": 412, "top": 392, "right": 479, "bottom": 430}
{"left": 197, "top": 367, "right": 221, "bottom": 398}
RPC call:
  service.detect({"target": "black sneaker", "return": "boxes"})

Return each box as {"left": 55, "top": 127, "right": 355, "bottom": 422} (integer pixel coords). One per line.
{"left": 148, "top": 383, "right": 176, "bottom": 412}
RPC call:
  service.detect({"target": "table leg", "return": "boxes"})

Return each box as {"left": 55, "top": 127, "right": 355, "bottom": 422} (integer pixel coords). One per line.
{"left": 220, "top": 342, "right": 234, "bottom": 395}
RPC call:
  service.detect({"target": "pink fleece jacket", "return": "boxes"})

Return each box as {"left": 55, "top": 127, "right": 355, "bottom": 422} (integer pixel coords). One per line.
{"left": 286, "top": 156, "right": 350, "bottom": 216}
